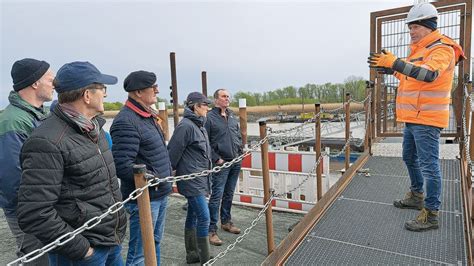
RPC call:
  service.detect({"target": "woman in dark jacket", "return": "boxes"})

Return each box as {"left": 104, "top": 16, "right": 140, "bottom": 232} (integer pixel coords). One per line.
{"left": 168, "top": 92, "right": 212, "bottom": 264}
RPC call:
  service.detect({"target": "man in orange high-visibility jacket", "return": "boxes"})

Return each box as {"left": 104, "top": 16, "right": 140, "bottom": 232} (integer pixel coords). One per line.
{"left": 368, "top": 2, "right": 465, "bottom": 232}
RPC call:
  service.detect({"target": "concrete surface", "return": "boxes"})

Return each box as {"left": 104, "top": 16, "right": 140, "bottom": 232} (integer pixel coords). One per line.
{"left": 1, "top": 195, "right": 303, "bottom": 265}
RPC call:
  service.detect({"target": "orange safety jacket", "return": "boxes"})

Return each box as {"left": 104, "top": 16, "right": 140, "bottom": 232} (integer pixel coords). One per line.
{"left": 394, "top": 30, "right": 464, "bottom": 128}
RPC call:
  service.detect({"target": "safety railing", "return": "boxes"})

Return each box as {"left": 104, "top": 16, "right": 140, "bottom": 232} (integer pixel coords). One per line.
{"left": 8, "top": 84, "right": 374, "bottom": 266}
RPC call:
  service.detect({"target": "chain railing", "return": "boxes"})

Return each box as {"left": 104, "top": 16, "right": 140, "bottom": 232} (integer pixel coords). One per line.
{"left": 461, "top": 82, "right": 474, "bottom": 178}
{"left": 9, "top": 91, "right": 373, "bottom": 265}
{"left": 205, "top": 153, "right": 323, "bottom": 265}
{"left": 8, "top": 136, "right": 271, "bottom": 266}
{"left": 204, "top": 194, "right": 274, "bottom": 265}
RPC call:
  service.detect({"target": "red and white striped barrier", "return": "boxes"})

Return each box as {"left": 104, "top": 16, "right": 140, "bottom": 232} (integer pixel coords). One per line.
{"left": 241, "top": 150, "right": 329, "bottom": 175}
{"left": 232, "top": 193, "right": 314, "bottom": 214}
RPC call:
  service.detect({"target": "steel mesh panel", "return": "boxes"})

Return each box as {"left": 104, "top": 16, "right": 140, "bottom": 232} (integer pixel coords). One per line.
{"left": 286, "top": 157, "right": 466, "bottom": 265}
{"left": 363, "top": 156, "right": 460, "bottom": 181}
{"left": 377, "top": 9, "right": 461, "bottom": 136}
{"left": 344, "top": 158, "right": 461, "bottom": 212}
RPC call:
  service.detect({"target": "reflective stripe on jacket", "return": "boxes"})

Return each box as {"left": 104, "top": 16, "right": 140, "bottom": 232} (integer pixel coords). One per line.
{"left": 395, "top": 30, "right": 464, "bottom": 128}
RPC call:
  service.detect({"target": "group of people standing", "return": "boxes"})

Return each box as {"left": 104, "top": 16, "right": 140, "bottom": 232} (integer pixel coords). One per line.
{"left": 0, "top": 60, "right": 244, "bottom": 265}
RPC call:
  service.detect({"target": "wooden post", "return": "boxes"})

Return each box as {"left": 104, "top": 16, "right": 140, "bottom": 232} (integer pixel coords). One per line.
{"left": 364, "top": 81, "right": 371, "bottom": 153}
{"left": 315, "top": 103, "right": 322, "bottom": 200}
{"left": 239, "top": 99, "right": 248, "bottom": 148}
{"left": 158, "top": 102, "right": 169, "bottom": 141}
{"left": 259, "top": 121, "right": 274, "bottom": 254}
{"left": 201, "top": 71, "right": 208, "bottom": 97}
{"left": 133, "top": 164, "right": 157, "bottom": 266}
{"left": 345, "top": 93, "right": 351, "bottom": 171}
{"left": 467, "top": 80, "right": 474, "bottom": 220}
{"left": 370, "top": 83, "right": 376, "bottom": 152}
{"left": 170, "top": 52, "right": 179, "bottom": 127}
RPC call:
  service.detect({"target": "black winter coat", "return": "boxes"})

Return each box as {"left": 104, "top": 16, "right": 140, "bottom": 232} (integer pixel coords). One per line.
{"left": 168, "top": 108, "right": 212, "bottom": 197}
{"left": 205, "top": 107, "right": 243, "bottom": 164}
{"left": 17, "top": 107, "right": 127, "bottom": 261}
{"left": 111, "top": 98, "right": 172, "bottom": 201}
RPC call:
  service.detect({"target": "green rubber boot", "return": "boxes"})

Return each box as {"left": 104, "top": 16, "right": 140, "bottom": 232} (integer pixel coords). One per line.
{"left": 185, "top": 229, "right": 200, "bottom": 264}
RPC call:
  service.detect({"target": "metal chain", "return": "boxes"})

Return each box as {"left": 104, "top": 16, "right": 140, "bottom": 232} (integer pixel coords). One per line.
{"left": 204, "top": 194, "right": 274, "bottom": 265}
{"left": 461, "top": 84, "right": 474, "bottom": 176}
{"left": 275, "top": 154, "right": 323, "bottom": 197}
{"left": 10, "top": 91, "right": 373, "bottom": 265}
{"left": 205, "top": 153, "right": 324, "bottom": 265}
{"left": 267, "top": 112, "right": 321, "bottom": 135}
{"left": 350, "top": 93, "right": 371, "bottom": 105}
{"left": 8, "top": 135, "right": 271, "bottom": 266}
{"left": 321, "top": 103, "right": 346, "bottom": 114}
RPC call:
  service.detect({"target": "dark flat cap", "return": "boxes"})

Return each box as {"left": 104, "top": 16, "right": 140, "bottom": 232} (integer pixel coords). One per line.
{"left": 124, "top": 70, "right": 157, "bottom": 92}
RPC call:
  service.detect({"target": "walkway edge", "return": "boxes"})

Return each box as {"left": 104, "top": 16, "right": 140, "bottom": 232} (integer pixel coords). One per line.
{"left": 261, "top": 150, "right": 370, "bottom": 266}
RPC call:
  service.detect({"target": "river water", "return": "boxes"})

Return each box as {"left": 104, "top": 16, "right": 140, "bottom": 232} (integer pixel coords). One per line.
{"left": 104, "top": 118, "right": 366, "bottom": 139}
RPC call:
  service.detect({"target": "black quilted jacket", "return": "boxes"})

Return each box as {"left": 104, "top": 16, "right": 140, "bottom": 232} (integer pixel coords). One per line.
{"left": 17, "top": 107, "right": 127, "bottom": 260}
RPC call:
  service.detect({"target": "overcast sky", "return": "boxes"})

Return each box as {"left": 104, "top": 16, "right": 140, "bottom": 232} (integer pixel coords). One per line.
{"left": 0, "top": 0, "right": 434, "bottom": 108}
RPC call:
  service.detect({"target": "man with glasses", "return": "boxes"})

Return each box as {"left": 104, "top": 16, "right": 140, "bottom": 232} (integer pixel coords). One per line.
{"left": 16, "top": 61, "right": 127, "bottom": 265}
{"left": 111, "top": 70, "right": 172, "bottom": 265}
{"left": 205, "top": 88, "right": 243, "bottom": 245}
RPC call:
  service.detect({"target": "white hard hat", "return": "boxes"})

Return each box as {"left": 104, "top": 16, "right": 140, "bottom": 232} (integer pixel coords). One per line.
{"left": 406, "top": 3, "right": 438, "bottom": 24}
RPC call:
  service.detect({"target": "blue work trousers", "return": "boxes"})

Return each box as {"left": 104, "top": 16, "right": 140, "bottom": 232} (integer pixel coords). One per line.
{"left": 402, "top": 123, "right": 442, "bottom": 211}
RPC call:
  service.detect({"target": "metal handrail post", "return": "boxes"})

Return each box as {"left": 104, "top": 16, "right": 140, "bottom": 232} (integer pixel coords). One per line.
{"left": 133, "top": 164, "right": 157, "bottom": 266}
{"left": 158, "top": 102, "right": 169, "bottom": 141}
{"left": 240, "top": 99, "right": 248, "bottom": 148}
{"left": 170, "top": 52, "right": 179, "bottom": 127}
{"left": 315, "top": 103, "right": 322, "bottom": 200}
{"left": 259, "top": 121, "right": 274, "bottom": 254}
{"left": 345, "top": 93, "right": 351, "bottom": 171}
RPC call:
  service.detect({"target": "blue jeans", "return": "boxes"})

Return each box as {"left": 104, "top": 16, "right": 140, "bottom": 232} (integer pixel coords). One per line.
{"left": 208, "top": 162, "right": 241, "bottom": 232}
{"left": 402, "top": 123, "right": 442, "bottom": 211}
{"left": 124, "top": 197, "right": 168, "bottom": 266}
{"left": 185, "top": 195, "right": 210, "bottom": 237}
{"left": 48, "top": 245, "right": 123, "bottom": 266}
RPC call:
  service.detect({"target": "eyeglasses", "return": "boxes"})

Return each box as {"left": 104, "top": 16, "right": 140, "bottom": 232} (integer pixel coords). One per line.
{"left": 96, "top": 84, "right": 107, "bottom": 94}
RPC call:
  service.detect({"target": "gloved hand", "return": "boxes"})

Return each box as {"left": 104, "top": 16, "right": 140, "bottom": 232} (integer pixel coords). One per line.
{"left": 368, "top": 49, "right": 398, "bottom": 68}
{"left": 375, "top": 67, "right": 394, "bottom": 75}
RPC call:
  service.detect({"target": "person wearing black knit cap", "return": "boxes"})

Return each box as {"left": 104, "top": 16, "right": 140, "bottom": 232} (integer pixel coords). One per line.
{"left": 0, "top": 58, "right": 54, "bottom": 265}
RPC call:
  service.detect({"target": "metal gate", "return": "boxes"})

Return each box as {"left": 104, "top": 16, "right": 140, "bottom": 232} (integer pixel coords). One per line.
{"left": 369, "top": 0, "right": 472, "bottom": 137}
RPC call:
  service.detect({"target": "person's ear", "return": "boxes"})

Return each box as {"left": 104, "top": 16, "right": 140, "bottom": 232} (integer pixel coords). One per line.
{"left": 83, "top": 89, "right": 92, "bottom": 104}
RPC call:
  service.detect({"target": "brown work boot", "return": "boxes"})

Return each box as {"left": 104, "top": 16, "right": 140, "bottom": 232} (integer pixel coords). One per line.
{"left": 221, "top": 222, "right": 241, "bottom": 234}
{"left": 209, "top": 232, "right": 223, "bottom": 246}
{"left": 393, "top": 191, "right": 424, "bottom": 210}
{"left": 405, "top": 208, "right": 439, "bottom": 232}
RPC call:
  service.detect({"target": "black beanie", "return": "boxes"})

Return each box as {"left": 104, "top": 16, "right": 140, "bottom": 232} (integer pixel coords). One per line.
{"left": 123, "top": 70, "right": 157, "bottom": 92}
{"left": 408, "top": 17, "right": 437, "bottom": 31}
{"left": 11, "top": 58, "right": 50, "bottom": 91}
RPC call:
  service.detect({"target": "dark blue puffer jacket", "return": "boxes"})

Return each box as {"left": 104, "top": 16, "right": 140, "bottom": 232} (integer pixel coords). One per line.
{"left": 168, "top": 108, "right": 212, "bottom": 197}
{"left": 111, "top": 98, "right": 172, "bottom": 201}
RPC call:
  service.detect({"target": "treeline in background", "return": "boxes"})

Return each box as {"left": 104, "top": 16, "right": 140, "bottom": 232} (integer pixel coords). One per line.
{"left": 103, "top": 76, "right": 366, "bottom": 111}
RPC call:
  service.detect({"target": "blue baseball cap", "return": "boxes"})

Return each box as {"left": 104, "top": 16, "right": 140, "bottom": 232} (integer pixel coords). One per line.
{"left": 186, "top": 92, "right": 211, "bottom": 106}
{"left": 54, "top": 61, "right": 117, "bottom": 93}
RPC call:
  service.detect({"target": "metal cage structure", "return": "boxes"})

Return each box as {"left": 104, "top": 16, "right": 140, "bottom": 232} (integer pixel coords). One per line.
{"left": 370, "top": 0, "right": 472, "bottom": 137}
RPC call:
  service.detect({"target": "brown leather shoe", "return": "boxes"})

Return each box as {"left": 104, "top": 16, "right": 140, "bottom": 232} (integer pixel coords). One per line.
{"left": 209, "top": 232, "right": 223, "bottom": 246}
{"left": 221, "top": 222, "right": 241, "bottom": 234}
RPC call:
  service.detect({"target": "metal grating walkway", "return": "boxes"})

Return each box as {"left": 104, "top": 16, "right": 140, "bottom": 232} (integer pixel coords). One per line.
{"left": 286, "top": 156, "right": 467, "bottom": 265}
